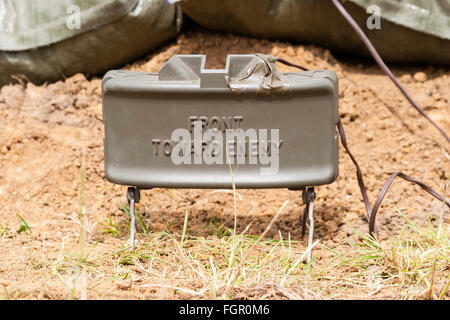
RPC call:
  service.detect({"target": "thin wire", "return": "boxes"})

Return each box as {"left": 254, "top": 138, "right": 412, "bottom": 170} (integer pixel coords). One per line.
{"left": 331, "top": 0, "right": 449, "bottom": 143}
{"left": 276, "top": 1, "right": 450, "bottom": 237}
{"left": 276, "top": 57, "right": 309, "bottom": 71}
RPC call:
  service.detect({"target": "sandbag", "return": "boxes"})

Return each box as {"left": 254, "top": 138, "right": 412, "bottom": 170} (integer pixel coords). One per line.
{"left": 0, "top": 0, "right": 182, "bottom": 86}
{"left": 175, "top": 0, "right": 450, "bottom": 65}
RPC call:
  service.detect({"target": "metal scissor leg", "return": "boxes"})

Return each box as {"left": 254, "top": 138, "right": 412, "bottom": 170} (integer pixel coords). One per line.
{"left": 126, "top": 187, "right": 140, "bottom": 250}
{"left": 302, "top": 187, "right": 316, "bottom": 263}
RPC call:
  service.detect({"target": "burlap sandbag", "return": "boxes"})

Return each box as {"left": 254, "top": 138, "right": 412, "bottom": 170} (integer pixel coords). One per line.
{"left": 0, "top": 0, "right": 182, "bottom": 86}
{"left": 175, "top": 0, "right": 450, "bottom": 65}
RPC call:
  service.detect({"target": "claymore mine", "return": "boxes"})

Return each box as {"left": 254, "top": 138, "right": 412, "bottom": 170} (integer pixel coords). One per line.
{"left": 102, "top": 54, "right": 339, "bottom": 257}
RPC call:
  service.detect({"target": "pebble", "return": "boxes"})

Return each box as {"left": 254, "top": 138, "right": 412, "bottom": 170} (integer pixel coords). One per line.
{"left": 285, "top": 46, "right": 295, "bottom": 56}
{"left": 325, "top": 220, "right": 338, "bottom": 233}
{"left": 400, "top": 74, "right": 412, "bottom": 82}
{"left": 413, "top": 72, "right": 427, "bottom": 82}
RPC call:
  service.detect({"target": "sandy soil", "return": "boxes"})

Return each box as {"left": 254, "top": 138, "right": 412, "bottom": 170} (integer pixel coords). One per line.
{"left": 0, "top": 29, "right": 448, "bottom": 299}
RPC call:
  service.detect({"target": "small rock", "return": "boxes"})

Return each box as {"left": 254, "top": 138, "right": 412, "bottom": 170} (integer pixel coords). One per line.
{"left": 400, "top": 74, "right": 412, "bottom": 82}
{"left": 413, "top": 72, "right": 427, "bottom": 82}
{"left": 70, "top": 73, "right": 87, "bottom": 83}
{"left": 341, "top": 225, "right": 355, "bottom": 236}
{"left": 93, "top": 103, "right": 102, "bottom": 120}
{"left": 325, "top": 220, "right": 338, "bottom": 233}
{"left": 1, "top": 85, "right": 25, "bottom": 109}
{"left": 116, "top": 280, "right": 132, "bottom": 290}
{"left": 323, "top": 210, "right": 334, "bottom": 221}
{"left": 74, "top": 94, "right": 91, "bottom": 109}
{"left": 325, "top": 240, "right": 336, "bottom": 248}
{"left": 285, "top": 46, "right": 295, "bottom": 56}
{"left": 271, "top": 47, "right": 281, "bottom": 56}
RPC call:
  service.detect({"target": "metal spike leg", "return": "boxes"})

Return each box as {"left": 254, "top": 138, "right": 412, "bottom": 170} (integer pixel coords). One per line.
{"left": 301, "top": 187, "right": 316, "bottom": 263}
{"left": 126, "top": 187, "right": 140, "bottom": 250}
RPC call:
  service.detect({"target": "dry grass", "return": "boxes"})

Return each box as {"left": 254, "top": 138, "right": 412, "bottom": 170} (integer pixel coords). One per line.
{"left": 2, "top": 156, "right": 447, "bottom": 300}
{"left": 322, "top": 202, "right": 449, "bottom": 300}
{"left": 2, "top": 202, "right": 448, "bottom": 300}
{"left": 36, "top": 192, "right": 448, "bottom": 300}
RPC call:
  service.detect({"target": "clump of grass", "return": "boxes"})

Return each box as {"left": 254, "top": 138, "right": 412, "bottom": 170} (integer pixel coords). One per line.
{"left": 328, "top": 207, "right": 449, "bottom": 300}
{"left": 181, "top": 206, "right": 189, "bottom": 246}
{"left": 1, "top": 285, "right": 24, "bottom": 300}
{"left": 100, "top": 203, "right": 146, "bottom": 239}
{"left": 76, "top": 153, "right": 322, "bottom": 299}
{"left": 16, "top": 214, "right": 32, "bottom": 234}
{"left": 98, "top": 201, "right": 319, "bottom": 299}
{"left": 52, "top": 150, "right": 95, "bottom": 299}
{"left": 0, "top": 224, "right": 9, "bottom": 237}
{"left": 119, "top": 202, "right": 149, "bottom": 234}
{"left": 207, "top": 218, "right": 229, "bottom": 238}
{"left": 101, "top": 214, "right": 121, "bottom": 237}
{"left": 78, "top": 151, "right": 86, "bottom": 254}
